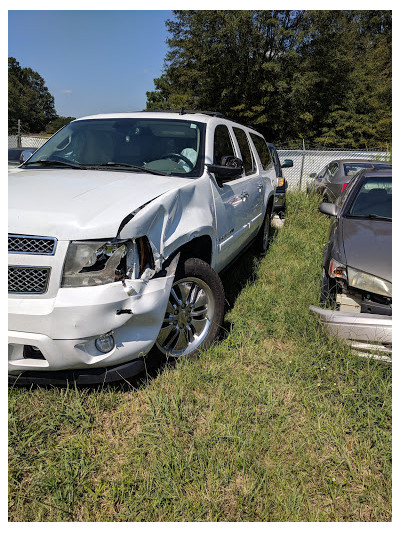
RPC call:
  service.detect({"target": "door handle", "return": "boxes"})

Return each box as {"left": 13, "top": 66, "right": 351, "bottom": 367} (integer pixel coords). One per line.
{"left": 258, "top": 184, "right": 264, "bottom": 192}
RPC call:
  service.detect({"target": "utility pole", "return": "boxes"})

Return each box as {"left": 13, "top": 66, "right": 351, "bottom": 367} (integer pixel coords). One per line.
{"left": 299, "top": 138, "right": 306, "bottom": 190}
{"left": 17, "top": 119, "right": 22, "bottom": 148}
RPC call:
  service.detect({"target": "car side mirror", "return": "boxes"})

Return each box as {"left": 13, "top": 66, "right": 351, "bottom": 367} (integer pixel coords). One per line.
{"left": 20, "top": 149, "right": 36, "bottom": 163}
{"left": 319, "top": 202, "right": 338, "bottom": 217}
{"left": 281, "top": 159, "right": 293, "bottom": 168}
{"left": 309, "top": 172, "right": 317, "bottom": 179}
{"left": 207, "top": 156, "right": 243, "bottom": 187}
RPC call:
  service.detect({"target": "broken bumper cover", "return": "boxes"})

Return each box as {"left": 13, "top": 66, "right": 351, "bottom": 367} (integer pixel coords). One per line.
{"left": 8, "top": 274, "right": 174, "bottom": 385}
{"left": 310, "top": 305, "right": 392, "bottom": 358}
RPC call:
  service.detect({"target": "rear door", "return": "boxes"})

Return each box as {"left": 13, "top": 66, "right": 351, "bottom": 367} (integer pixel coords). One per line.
{"left": 231, "top": 126, "right": 264, "bottom": 239}
{"left": 209, "top": 124, "right": 257, "bottom": 270}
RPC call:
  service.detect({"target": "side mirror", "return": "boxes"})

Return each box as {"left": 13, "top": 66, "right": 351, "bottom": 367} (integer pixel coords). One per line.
{"left": 207, "top": 156, "right": 243, "bottom": 186}
{"left": 20, "top": 149, "right": 36, "bottom": 163}
{"left": 309, "top": 172, "right": 317, "bottom": 179}
{"left": 319, "top": 202, "right": 338, "bottom": 217}
{"left": 281, "top": 159, "right": 293, "bottom": 168}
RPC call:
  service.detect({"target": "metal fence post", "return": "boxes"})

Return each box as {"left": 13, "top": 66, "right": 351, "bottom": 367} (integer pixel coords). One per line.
{"left": 17, "top": 119, "right": 22, "bottom": 148}
{"left": 299, "top": 138, "right": 305, "bottom": 189}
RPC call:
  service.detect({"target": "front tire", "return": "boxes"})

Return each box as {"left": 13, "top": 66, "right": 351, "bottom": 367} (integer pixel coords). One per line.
{"left": 155, "top": 258, "right": 225, "bottom": 358}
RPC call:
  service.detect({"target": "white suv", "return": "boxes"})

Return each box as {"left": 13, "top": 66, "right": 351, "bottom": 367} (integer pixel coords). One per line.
{"left": 8, "top": 111, "right": 276, "bottom": 384}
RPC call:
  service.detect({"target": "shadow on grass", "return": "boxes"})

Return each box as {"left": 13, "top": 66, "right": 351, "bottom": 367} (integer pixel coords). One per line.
{"left": 10, "top": 229, "right": 279, "bottom": 394}
{"left": 9, "top": 246, "right": 263, "bottom": 394}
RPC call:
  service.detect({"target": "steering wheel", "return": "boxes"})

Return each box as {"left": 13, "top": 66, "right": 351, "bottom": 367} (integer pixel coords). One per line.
{"left": 159, "top": 152, "right": 194, "bottom": 170}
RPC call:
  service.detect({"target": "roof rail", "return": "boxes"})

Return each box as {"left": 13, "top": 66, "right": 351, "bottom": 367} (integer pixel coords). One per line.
{"left": 143, "top": 109, "right": 225, "bottom": 118}
{"left": 142, "top": 109, "right": 259, "bottom": 131}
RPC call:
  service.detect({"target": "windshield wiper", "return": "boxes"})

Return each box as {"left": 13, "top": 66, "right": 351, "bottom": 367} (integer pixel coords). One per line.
{"left": 89, "top": 162, "right": 168, "bottom": 176}
{"left": 23, "top": 159, "right": 86, "bottom": 170}
{"left": 348, "top": 213, "right": 392, "bottom": 221}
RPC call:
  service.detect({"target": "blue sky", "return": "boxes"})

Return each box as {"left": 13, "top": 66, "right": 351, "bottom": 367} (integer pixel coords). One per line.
{"left": 8, "top": 10, "right": 172, "bottom": 118}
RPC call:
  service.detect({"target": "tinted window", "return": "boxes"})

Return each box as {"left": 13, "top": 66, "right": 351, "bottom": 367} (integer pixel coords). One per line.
{"left": 328, "top": 163, "right": 339, "bottom": 176}
{"left": 213, "top": 125, "right": 235, "bottom": 166}
{"left": 250, "top": 134, "right": 272, "bottom": 170}
{"left": 268, "top": 144, "right": 281, "bottom": 175}
{"left": 233, "top": 127, "right": 256, "bottom": 176}
{"left": 348, "top": 177, "right": 392, "bottom": 218}
{"left": 343, "top": 163, "right": 373, "bottom": 176}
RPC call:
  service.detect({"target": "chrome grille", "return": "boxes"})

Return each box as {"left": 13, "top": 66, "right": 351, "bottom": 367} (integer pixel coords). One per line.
{"left": 8, "top": 234, "right": 57, "bottom": 255}
{"left": 8, "top": 266, "right": 50, "bottom": 294}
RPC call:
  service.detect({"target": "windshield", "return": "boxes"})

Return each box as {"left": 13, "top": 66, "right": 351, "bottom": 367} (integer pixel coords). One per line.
{"left": 347, "top": 176, "right": 392, "bottom": 219}
{"left": 26, "top": 118, "right": 205, "bottom": 177}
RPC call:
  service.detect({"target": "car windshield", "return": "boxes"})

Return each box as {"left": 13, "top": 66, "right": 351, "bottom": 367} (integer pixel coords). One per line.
{"left": 25, "top": 118, "right": 205, "bottom": 177}
{"left": 347, "top": 176, "right": 392, "bottom": 219}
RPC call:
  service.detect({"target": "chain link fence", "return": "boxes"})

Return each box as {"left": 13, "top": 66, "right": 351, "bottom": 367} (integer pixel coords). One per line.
{"left": 277, "top": 146, "right": 391, "bottom": 190}
{"left": 8, "top": 135, "right": 49, "bottom": 150}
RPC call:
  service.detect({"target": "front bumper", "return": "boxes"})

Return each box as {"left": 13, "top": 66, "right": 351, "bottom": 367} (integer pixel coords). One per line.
{"left": 8, "top": 274, "right": 174, "bottom": 384}
{"left": 310, "top": 305, "right": 392, "bottom": 359}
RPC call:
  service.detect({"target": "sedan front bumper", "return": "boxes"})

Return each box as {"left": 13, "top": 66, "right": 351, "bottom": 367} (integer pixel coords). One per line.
{"left": 310, "top": 305, "right": 392, "bottom": 358}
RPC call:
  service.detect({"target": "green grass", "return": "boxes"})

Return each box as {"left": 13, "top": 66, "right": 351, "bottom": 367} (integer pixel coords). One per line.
{"left": 8, "top": 191, "right": 391, "bottom": 521}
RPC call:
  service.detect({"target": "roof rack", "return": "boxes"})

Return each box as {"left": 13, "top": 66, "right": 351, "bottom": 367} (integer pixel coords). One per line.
{"left": 142, "top": 109, "right": 258, "bottom": 131}
{"left": 143, "top": 109, "right": 225, "bottom": 118}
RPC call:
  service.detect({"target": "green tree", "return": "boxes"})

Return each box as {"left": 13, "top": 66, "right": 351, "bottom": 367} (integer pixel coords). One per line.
{"left": 45, "top": 116, "right": 76, "bottom": 134}
{"left": 147, "top": 11, "right": 305, "bottom": 143}
{"left": 297, "top": 10, "right": 392, "bottom": 147}
{"left": 8, "top": 57, "right": 57, "bottom": 134}
{"left": 146, "top": 10, "right": 391, "bottom": 148}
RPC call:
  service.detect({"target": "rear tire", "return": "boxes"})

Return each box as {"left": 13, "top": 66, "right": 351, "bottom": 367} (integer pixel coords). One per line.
{"left": 155, "top": 258, "right": 225, "bottom": 358}
{"left": 254, "top": 206, "right": 272, "bottom": 255}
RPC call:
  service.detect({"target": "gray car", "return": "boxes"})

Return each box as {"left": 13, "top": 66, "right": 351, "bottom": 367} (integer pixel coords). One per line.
{"left": 308, "top": 159, "right": 392, "bottom": 203}
{"left": 8, "top": 147, "right": 37, "bottom": 169}
{"left": 310, "top": 168, "right": 392, "bottom": 360}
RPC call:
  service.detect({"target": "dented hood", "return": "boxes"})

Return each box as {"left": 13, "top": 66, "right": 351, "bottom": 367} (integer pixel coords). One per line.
{"left": 8, "top": 168, "right": 191, "bottom": 240}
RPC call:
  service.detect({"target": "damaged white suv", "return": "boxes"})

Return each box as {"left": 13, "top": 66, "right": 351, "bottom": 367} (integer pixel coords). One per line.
{"left": 8, "top": 111, "right": 276, "bottom": 384}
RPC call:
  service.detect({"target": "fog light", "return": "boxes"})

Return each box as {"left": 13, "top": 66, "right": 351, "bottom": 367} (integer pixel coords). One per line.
{"left": 95, "top": 332, "right": 115, "bottom": 353}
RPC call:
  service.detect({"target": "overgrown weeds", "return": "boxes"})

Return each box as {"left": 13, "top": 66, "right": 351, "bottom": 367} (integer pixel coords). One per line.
{"left": 8, "top": 191, "right": 391, "bottom": 521}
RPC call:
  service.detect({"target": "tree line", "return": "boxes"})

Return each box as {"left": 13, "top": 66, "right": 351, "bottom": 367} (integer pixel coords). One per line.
{"left": 8, "top": 57, "right": 75, "bottom": 135}
{"left": 9, "top": 11, "right": 391, "bottom": 148}
{"left": 146, "top": 10, "right": 391, "bottom": 148}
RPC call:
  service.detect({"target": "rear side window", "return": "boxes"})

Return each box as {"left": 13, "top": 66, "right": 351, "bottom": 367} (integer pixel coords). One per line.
{"left": 328, "top": 163, "right": 339, "bottom": 176}
{"left": 233, "top": 127, "right": 256, "bottom": 176}
{"left": 213, "top": 125, "right": 236, "bottom": 166}
{"left": 250, "top": 134, "right": 272, "bottom": 170}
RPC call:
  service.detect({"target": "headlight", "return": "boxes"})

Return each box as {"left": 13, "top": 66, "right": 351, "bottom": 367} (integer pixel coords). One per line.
{"left": 328, "top": 258, "right": 347, "bottom": 279}
{"left": 62, "top": 240, "right": 138, "bottom": 287}
{"left": 347, "top": 267, "right": 392, "bottom": 297}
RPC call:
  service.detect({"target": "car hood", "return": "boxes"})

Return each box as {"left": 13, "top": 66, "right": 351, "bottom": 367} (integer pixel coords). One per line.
{"left": 341, "top": 217, "right": 392, "bottom": 282}
{"left": 8, "top": 168, "right": 190, "bottom": 240}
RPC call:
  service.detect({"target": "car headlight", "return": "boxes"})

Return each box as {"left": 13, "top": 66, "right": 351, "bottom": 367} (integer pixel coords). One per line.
{"left": 328, "top": 258, "right": 347, "bottom": 279}
{"left": 62, "top": 240, "right": 139, "bottom": 287}
{"left": 347, "top": 267, "right": 392, "bottom": 298}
